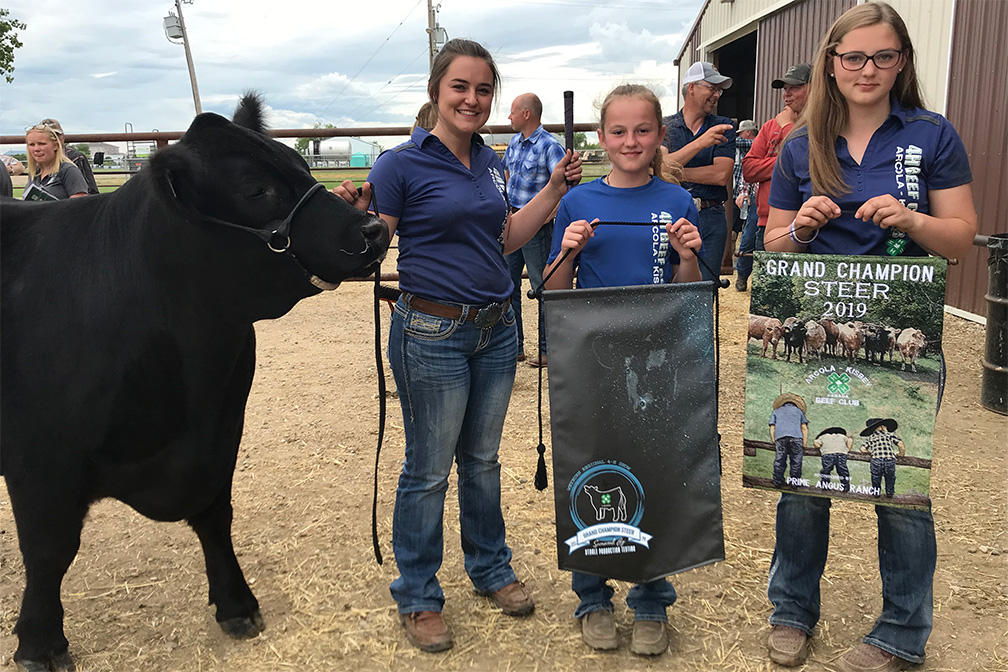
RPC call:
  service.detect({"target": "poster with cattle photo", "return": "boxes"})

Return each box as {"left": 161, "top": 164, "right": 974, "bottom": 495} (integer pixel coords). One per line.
{"left": 742, "top": 252, "right": 946, "bottom": 510}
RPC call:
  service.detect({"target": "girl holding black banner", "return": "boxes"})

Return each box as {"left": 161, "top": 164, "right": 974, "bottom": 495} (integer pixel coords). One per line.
{"left": 544, "top": 84, "right": 701, "bottom": 657}
{"left": 763, "top": 3, "right": 976, "bottom": 671}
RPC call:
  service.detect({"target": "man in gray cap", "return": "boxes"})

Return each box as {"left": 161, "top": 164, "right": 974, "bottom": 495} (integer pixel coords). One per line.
{"left": 662, "top": 61, "right": 736, "bottom": 282}
{"left": 739, "top": 63, "right": 811, "bottom": 290}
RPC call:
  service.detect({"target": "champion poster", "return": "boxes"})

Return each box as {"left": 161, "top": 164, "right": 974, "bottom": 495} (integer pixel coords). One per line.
{"left": 742, "top": 252, "right": 946, "bottom": 510}
{"left": 544, "top": 283, "right": 724, "bottom": 583}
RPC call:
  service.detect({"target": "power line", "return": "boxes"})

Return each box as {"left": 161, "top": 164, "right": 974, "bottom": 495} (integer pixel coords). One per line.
{"left": 317, "top": 0, "right": 425, "bottom": 119}
{"left": 341, "top": 48, "right": 430, "bottom": 122}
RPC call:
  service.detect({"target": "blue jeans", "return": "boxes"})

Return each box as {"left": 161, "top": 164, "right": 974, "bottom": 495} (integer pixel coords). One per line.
{"left": 697, "top": 205, "right": 727, "bottom": 282}
{"left": 572, "top": 572, "right": 677, "bottom": 622}
{"left": 819, "top": 453, "right": 850, "bottom": 491}
{"left": 768, "top": 494, "right": 935, "bottom": 663}
{"left": 387, "top": 295, "right": 520, "bottom": 613}
{"left": 735, "top": 204, "right": 760, "bottom": 280}
{"left": 772, "top": 436, "right": 805, "bottom": 486}
{"left": 870, "top": 458, "right": 898, "bottom": 497}
{"left": 506, "top": 219, "right": 553, "bottom": 357}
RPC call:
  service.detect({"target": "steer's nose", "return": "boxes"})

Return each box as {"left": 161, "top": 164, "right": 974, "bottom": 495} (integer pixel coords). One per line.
{"left": 362, "top": 214, "right": 391, "bottom": 257}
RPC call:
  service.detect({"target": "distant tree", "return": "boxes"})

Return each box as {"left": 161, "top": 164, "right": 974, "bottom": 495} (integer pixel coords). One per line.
{"left": 1, "top": 9, "right": 26, "bottom": 84}
{"left": 574, "top": 132, "right": 588, "bottom": 150}
{"left": 296, "top": 122, "right": 335, "bottom": 155}
{"left": 74, "top": 143, "right": 91, "bottom": 159}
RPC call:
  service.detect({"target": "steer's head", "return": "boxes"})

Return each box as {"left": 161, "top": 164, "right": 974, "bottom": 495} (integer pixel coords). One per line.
{"left": 149, "top": 92, "right": 389, "bottom": 298}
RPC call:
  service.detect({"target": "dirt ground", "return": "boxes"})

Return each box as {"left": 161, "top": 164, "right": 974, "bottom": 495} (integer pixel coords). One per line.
{"left": 1, "top": 280, "right": 1005, "bottom": 672}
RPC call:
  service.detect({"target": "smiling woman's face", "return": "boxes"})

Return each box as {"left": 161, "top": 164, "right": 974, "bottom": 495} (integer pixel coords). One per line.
{"left": 433, "top": 55, "right": 494, "bottom": 138}
{"left": 830, "top": 22, "right": 904, "bottom": 111}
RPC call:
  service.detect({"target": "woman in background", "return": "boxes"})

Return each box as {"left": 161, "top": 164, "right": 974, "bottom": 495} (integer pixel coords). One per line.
{"left": 22, "top": 123, "right": 87, "bottom": 200}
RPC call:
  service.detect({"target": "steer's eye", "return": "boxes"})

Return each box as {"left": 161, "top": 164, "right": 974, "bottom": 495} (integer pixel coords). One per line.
{"left": 246, "top": 186, "right": 269, "bottom": 200}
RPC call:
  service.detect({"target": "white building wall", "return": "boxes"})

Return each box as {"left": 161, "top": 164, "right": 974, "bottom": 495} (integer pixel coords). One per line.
{"left": 883, "top": 0, "right": 954, "bottom": 114}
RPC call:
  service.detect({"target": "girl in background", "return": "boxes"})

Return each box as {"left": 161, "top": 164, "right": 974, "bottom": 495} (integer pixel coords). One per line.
{"left": 544, "top": 84, "right": 702, "bottom": 657}
{"left": 23, "top": 123, "right": 87, "bottom": 200}
{"left": 764, "top": 3, "right": 976, "bottom": 671}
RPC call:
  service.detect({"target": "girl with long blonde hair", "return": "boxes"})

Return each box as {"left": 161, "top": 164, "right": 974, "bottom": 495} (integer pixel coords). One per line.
{"left": 764, "top": 4, "right": 976, "bottom": 671}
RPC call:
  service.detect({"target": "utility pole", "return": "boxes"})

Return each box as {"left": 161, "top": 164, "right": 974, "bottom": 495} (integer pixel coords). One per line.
{"left": 164, "top": 0, "right": 202, "bottom": 115}
{"left": 426, "top": 0, "right": 447, "bottom": 72}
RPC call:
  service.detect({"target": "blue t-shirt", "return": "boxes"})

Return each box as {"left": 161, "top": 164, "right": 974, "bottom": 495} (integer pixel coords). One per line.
{"left": 769, "top": 403, "right": 808, "bottom": 440}
{"left": 768, "top": 98, "right": 972, "bottom": 256}
{"left": 367, "top": 129, "right": 511, "bottom": 305}
{"left": 662, "top": 110, "right": 736, "bottom": 202}
{"left": 546, "top": 176, "right": 700, "bottom": 289}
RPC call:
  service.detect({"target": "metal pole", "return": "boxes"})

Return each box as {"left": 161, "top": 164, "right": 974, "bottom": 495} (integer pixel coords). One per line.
{"left": 427, "top": 0, "right": 437, "bottom": 72}
{"left": 175, "top": 0, "right": 202, "bottom": 115}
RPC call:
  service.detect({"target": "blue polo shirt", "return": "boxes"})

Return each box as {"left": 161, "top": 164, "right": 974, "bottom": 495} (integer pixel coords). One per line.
{"left": 503, "top": 124, "right": 566, "bottom": 210}
{"left": 367, "top": 128, "right": 511, "bottom": 305}
{"left": 769, "top": 98, "right": 972, "bottom": 256}
{"left": 546, "top": 176, "right": 700, "bottom": 289}
{"left": 662, "top": 110, "right": 736, "bottom": 202}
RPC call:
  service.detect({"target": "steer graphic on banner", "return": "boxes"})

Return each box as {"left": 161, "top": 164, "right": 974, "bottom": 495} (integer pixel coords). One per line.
{"left": 545, "top": 283, "right": 725, "bottom": 583}
{"left": 742, "top": 252, "right": 946, "bottom": 510}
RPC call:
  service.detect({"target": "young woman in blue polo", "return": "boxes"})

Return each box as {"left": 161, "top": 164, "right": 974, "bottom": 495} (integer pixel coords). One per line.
{"left": 334, "top": 39, "right": 580, "bottom": 654}
{"left": 544, "top": 84, "right": 702, "bottom": 657}
{"left": 763, "top": 4, "right": 977, "bottom": 672}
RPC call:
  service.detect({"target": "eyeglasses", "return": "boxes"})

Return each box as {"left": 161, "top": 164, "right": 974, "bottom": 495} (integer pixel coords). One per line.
{"left": 833, "top": 49, "right": 903, "bottom": 71}
{"left": 694, "top": 81, "right": 724, "bottom": 95}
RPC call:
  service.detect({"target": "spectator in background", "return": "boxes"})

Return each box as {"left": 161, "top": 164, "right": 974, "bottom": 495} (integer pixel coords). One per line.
{"left": 661, "top": 61, "right": 735, "bottom": 282}
{"left": 503, "top": 92, "right": 566, "bottom": 368}
{"left": 38, "top": 118, "right": 100, "bottom": 195}
{"left": 739, "top": 62, "right": 811, "bottom": 289}
{"left": 2, "top": 153, "right": 25, "bottom": 176}
{"left": 0, "top": 161, "right": 12, "bottom": 197}
{"left": 410, "top": 101, "right": 438, "bottom": 133}
{"left": 731, "top": 119, "right": 758, "bottom": 289}
{"left": 23, "top": 123, "right": 88, "bottom": 200}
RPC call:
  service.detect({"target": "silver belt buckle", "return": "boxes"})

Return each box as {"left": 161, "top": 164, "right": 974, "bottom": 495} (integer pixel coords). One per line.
{"left": 474, "top": 302, "right": 505, "bottom": 329}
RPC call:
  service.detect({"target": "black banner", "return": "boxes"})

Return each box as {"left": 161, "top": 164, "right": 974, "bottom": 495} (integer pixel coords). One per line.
{"left": 544, "top": 283, "right": 724, "bottom": 583}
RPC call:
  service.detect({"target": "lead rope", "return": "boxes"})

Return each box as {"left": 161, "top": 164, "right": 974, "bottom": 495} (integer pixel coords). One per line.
{"left": 529, "top": 220, "right": 729, "bottom": 489}
{"left": 367, "top": 187, "right": 386, "bottom": 565}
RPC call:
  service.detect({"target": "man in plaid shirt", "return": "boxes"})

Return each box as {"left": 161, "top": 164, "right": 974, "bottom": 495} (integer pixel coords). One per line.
{"left": 860, "top": 418, "right": 905, "bottom": 497}
{"left": 503, "top": 93, "right": 566, "bottom": 368}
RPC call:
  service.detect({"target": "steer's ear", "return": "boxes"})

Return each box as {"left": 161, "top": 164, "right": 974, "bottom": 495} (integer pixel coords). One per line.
{"left": 233, "top": 91, "right": 268, "bottom": 136}
{"left": 149, "top": 143, "right": 207, "bottom": 222}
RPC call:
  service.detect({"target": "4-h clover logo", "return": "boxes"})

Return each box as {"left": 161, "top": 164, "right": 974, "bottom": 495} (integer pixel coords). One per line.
{"left": 600, "top": 493, "right": 612, "bottom": 505}
{"left": 887, "top": 231, "right": 908, "bottom": 256}
{"left": 827, "top": 372, "right": 851, "bottom": 394}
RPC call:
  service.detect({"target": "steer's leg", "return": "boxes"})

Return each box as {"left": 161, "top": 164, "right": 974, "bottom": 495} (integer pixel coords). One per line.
{"left": 188, "top": 327, "right": 263, "bottom": 639}
{"left": 187, "top": 489, "right": 264, "bottom": 638}
{"left": 7, "top": 473, "right": 87, "bottom": 672}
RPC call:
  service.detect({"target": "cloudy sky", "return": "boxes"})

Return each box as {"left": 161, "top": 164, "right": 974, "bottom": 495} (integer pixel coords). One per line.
{"left": 1, "top": 0, "right": 703, "bottom": 151}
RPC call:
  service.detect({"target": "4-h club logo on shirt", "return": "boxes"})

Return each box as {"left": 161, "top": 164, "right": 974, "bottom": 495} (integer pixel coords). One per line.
{"left": 886, "top": 230, "right": 908, "bottom": 256}
{"left": 827, "top": 371, "right": 851, "bottom": 394}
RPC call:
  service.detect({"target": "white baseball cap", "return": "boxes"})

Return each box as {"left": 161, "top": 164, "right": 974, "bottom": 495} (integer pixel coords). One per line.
{"left": 682, "top": 61, "right": 733, "bottom": 89}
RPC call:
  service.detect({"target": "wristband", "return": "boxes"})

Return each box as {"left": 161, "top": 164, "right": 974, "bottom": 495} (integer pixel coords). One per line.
{"left": 789, "top": 219, "right": 819, "bottom": 245}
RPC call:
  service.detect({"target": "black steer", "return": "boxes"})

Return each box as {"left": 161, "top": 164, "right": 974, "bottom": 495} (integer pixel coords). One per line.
{"left": 0, "top": 93, "right": 388, "bottom": 672}
{"left": 783, "top": 322, "right": 808, "bottom": 363}
{"left": 863, "top": 324, "right": 890, "bottom": 366}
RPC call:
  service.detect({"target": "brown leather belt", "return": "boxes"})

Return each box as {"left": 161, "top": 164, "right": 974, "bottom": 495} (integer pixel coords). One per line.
{"left": 697, "top": 199, "right": 723, "bottom": 210}
{"left": 407, "top": 295, "right": 511, "bottom": 327}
